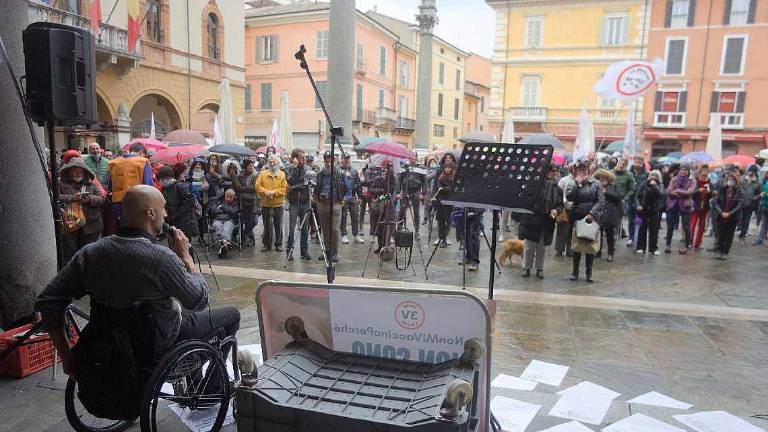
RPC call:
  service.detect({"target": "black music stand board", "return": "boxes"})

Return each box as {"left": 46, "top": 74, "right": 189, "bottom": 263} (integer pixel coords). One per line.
{"left": 441, "top": 142, "right": 554, "bottom": 299}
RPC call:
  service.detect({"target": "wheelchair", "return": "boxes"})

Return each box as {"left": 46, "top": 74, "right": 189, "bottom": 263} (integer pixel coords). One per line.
{"left": 63, "top": 304, "right": 239, "bottom": 432}
{"left": 203, "top": 211, "right": 243, "bottom": 255}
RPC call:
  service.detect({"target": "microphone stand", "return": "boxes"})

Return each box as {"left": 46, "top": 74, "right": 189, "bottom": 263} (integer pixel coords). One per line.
{"left": 295, "top": 44, "right": 344, "bottom": 283}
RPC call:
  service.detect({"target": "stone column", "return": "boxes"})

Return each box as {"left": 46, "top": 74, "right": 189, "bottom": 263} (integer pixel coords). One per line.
{"left": 115, "top": 102, "right": 132, "bottom": 151}
{"left": 415, "top": 0, "right": 437, "bottom": 149}
{"left": 326, "top": 0, "right": 355, "bottom": 146}
{"left": 0, "top": 0, "right": 57, "bottom": 327}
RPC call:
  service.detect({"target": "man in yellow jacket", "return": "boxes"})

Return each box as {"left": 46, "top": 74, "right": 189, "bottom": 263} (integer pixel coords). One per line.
{"left": 255, "top": 155, "right": 287, "bottom": 252}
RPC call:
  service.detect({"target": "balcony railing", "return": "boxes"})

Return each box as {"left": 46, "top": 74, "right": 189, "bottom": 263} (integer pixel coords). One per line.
{"left": 354, "top": 109, "right": 376, "bottom": 124}
{"left": 375, "top": 107, "right": 397, "bottom": 124}
{"left": 508, "top": 107, "right": 548, "bottom": 121}
{"left": 395, "top": 117, "right": 416, "bottom": 130}
{"left": 653, "top": 111, "right": 686, "bottom": 128}
{"left": 464, "top": 81, "right": 481, "bottom": 98}
{"left": 712, "top": 112, "right": 744, "bottom": 129}
{"left": 354, "top": 58, "right": 366, "bottom": 75}
{"left": 28, "top": 1, "right": 142, "bottom": 58}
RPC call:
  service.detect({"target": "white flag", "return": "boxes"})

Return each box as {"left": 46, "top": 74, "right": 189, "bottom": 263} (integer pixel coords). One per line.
{"left": 594, "top": 59, "right": 663, "bottom": 104}
{"left": 213, "top": 114, "right": 222, "bottom": 145}
{"left": 623, "top": 106, "right": 636, "bottom": 159}
{"left": 574, "top": 104, "right": 594, "bottom": 162}
{"left": 269, "top": 118, "right": 279, "bottom": 149}
{"left": 149, "top": 112, "right": 156, "bottom": 140}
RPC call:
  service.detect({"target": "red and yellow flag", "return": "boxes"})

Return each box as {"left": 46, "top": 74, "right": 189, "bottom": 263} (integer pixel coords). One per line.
{"left": 90, "top": 0, "right": 102, "bottom": 36}
{"left": 127, "top": 0, "right": 140, "bottom": 52}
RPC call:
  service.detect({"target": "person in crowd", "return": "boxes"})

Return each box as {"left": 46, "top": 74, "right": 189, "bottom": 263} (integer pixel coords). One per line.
{"left": 664, "top": 165, "right": 696, "bottom": 254}
{"left": 59, "top": 157, "right": 105, "bottom": 263}
{"left": 103, "top": 150, "right": 114, "bottom": 160}
{"left": 455, "top": 207, "right": 484, "bottom": 272}
{"left": 255, "top": 153, "right": 267, "bottom": 171}
{"left": 36, "top": 184, "right": 239, "bottom": 379}
{"left": 83, "top": 143, "right": 109, "bottom": 185}
{"left": 210, "top": 188, "right": 240, "bottom": 258}
{"left": 186, "top": 159, "right": 210, "bottom": 204}
{"left": 594, "top": 169, "right": 622, "bottom": 262}
{"left": 713, "top": 172, "right": 743, "bottom": 260}
{"left": 662, "top": 162, "right": 679, "bottom": 189}
{"left": 612, "top": 158, "right": 635, "bottom": 246}
{"left": 360, "top": 158, "right": 380, "bottom": 237}
{"left": 432, "top": 161, "right": 456, "bottom": 248}
{"left": 366, "top": 161, "right": 397, "bottom": 255}
{"left": 397, "top": 161, "right": 427, "bottom": 236}
{"left": 285, "top": 149, "right": 313, "bottom": 261}
{"left": 754, "top": 172, "right": 768, "bottom": 246}
{"left": 568, "top": 161, "right": 601, "bottom": 282}
{"left": 314, "top": 151, "right": 352, "bottom": 262}
{"left": 255, "top": 154, "right": 287, "bottom": 252}
{"left": 339, "top": 154, "right": 364, "bottom": 244}
{"left": 519, "top": 164, "right": 563, "bottom": 279}
{"left": 423, "top": 157, "right": 439, "bottom": 226}
{"left": 635, "top": 170, "right": 665, "bottom": 255}
{"left": 206, "top": 155, "right": 224, "bottom": 201}
{"left": 107, "top": 142, "right": 153, "bottom": 221}
{"left": 234, "top": 159, "right": 259, "bottom": 247}
{"left": 737, "top": 165, "right": 762, "bottom": 242}
{"left": 157, "top": 166, "right": 196, "bottom": 239}
{"left": 220, "top": 159, "right": 240, "bottom": 193}
{"left": 555, "top": 165, "right": 576, "bottom": 257}
{"left": 690, "top": 165, "right": 712, "bottom": 249}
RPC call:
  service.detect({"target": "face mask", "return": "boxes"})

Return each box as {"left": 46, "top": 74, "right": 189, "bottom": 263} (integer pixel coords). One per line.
{"left": 72, "top": 176, "right": 83, "bottom": 183}
{"left": 161, "top": 178, "right": 173, "bottom": 187}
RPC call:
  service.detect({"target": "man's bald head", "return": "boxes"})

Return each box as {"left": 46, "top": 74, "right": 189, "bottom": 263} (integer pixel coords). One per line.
{"left": 122, "top": 185, "right": 167, "bottom": 235}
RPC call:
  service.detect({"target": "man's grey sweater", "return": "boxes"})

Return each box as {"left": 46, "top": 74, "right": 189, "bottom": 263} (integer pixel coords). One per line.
{"left": 35, "top": 232, "right": 208, "bottom": 351}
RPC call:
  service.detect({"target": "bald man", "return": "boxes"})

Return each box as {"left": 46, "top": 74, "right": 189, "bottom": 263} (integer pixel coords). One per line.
{"left": 36, "top": 185, "right": 240, "bottom": 378}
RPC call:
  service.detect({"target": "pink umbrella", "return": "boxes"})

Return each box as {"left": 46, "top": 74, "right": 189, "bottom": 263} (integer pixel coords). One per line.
{"left": 123, "top": 138, "right": 168, "bottom": 152}
{"left": 365, "top": 141, "right": 416, "bottom": 161}
{"left": 719, "top": 154, "right": 755, "bottom": 168}
{"left": 256, "top": 145, "right": 285, "bottom": 155}
{"left": 151, "top": 145, "right": 209, "bottom": 165}
{"left": 551, "top": 152, "right": 566, "bottom": 166}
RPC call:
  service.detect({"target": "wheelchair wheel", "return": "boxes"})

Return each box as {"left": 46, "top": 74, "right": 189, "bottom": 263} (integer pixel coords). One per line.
{"left": 64, "top": 378, "right": 136, "bottom": 432}
{"left": 140, "top": 340, "right": 231, "bottom": 432}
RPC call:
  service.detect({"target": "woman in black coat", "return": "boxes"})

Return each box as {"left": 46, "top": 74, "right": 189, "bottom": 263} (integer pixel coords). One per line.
{"left": 518, "top": 165, "right": 563, "bottom": 279}
{"left": 567, "top": 162, "right": 602, "bottom": 282}
{"left": 635, "top": 169, "right": 665, "bottom": 255}
{"left": 712, "top": 172, "right": 743, "bottom": 260}
{"left": 594, "top": 169, "right": 622, "bottom": 262}
{"left": 432, "top": 161, "right": 456, "bottom": 248}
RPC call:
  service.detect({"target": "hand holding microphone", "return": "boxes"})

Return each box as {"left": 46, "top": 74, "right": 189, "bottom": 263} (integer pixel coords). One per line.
{"left": 163, "top": 223, "right": 197, "bottom": 272}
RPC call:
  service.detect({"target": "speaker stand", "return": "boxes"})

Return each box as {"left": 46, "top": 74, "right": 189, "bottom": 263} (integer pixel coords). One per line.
{"left": 46, "top": 120, "right": 65, "bottom": 270}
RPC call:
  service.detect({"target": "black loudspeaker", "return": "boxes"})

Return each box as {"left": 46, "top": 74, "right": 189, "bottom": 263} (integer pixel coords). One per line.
{"left": 22, "top": 22, "right": 96, "bottom": 127}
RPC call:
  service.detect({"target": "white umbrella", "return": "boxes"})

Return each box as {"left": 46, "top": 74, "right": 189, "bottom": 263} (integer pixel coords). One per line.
{"left": 213, "top": 114, "right": 223, "bottom": 145}
{"left": 269, "top": 118, "right": 279, "bottom": 149}
{"left": 705, "top": 114, "right": 722, "bottom": 161}
{"left": 574, "top": 104, "right": 594, "bottom": 161}
{"left": 217, "top": 78, "right": 236, "bottom": 144}
{"left": 278, "top": 90, "right": 293, "bottom": 153}
{"left": 149, "top": 112, "right": 156, "bottom": 140}
{"left": 501, "top": 110, "right": 515, "bottom": 144}
{"left": 622, "top": 106, "right": 636, "bottom": 159}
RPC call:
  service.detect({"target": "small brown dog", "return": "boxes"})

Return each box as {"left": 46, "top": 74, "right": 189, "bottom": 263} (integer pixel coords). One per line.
{"left": 497, "top": 239, "right": 525, "bottom": 266}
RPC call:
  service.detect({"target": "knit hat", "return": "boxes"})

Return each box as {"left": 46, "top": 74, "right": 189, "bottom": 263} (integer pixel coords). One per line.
{"left": 63, "top": 149, "right": 81, "bottom": 163}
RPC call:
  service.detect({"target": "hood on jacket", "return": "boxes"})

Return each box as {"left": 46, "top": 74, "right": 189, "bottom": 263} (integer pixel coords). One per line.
{"left": 438, "top": 152, "right": 458, "bottom": 167}
{"left": 593, "top": 168, "right": 615, "bottom": 183}
{"left": 59, "top": 157, "right": 95, "bottom": 181}
{"left": 649, "top": 170, "right": 663, "bottom": 183}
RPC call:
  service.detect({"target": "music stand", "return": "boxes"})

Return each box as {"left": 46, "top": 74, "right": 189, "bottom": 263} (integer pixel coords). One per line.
{"left": 441, "top": 142, "right": 554, "bottom": 299}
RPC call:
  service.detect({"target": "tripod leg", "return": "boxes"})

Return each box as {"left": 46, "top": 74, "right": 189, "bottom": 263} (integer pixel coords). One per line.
{"left": 408, "top": 197, "right": 429, "bottom": 280}
{"left": 480, "top": 225, "right": 502, "bottom": 274}
{"left": 310, "top": 207, "right": 330, "bottom": 268}
{"left": 362, "top": 198, "right": 388, "bottom": 278}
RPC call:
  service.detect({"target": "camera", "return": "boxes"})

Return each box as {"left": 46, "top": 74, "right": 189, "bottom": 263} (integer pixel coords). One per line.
{"left": 319, "top": 192, "right": 329, "bottom": 200}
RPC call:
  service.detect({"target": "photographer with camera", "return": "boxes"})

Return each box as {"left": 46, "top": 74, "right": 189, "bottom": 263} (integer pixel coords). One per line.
{"left": 340, "top": 155, "right": 365, "bottom": 244}
{"left": 397, "top": 161, "right": 427, "bottom": 236}
{"left": 364, "top": 161, "right": 398, "bottom": 254}
{"left": 285, "top": 149, "right": 314, "bottom": 261}
{"left": 315, "top": 151, "right": 353, "bottom": 262}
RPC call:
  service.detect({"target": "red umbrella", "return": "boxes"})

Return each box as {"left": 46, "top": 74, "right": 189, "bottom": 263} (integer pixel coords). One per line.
{"left": 256, "top": 145, "right": 285, "bottom": 155}
{"left": 719, "top": 154, "right": 755, "bottom": 168}
{"left": 151, "top": 145, "right": 209, "bottom": 165}
{"left": 551, "top": 152, "right": 566, "bottom": 166}
{"left": 123, "top": 138, "right": 168, "bottom": 152}
{"left": 365, "top": 141, "right": 416, "bottom": 161}
{"left": 163, "top": 129, "right": 208, "bottom": 146}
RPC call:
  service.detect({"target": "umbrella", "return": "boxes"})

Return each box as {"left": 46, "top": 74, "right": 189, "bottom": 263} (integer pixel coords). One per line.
{"left": 278, "top": 90, "right": 293, "bottom": 153}
{"left": 208, "top": 144, "right": 257, "bottom": 157}
{"left": 152, "top": 145, "right": 209, "bottom": 165}
{"left": 256, "top": 145, "right": 285, "bottom": 155}
{"left": 164, "top": 129, "right": 208, "bottom": 146}
{"left": 667, "top": 151, "right": 683, "bottom": 159}
{"left": 218, "top": 78, "right": 236, "bottom": 145}
{"left": 705, "top": 115, "right": 722, "bottom": 161}
{"left": 123, "top": 138, "right": 168, "bottom": 152}
{"left": 501, "top": 111, "right": 515, "bottom": 144}
{"left": 656, "top": 156, "right": 678, "bottom": 165}
{"left": 365, "top": 141, "right": 416, "bottom": 161}
{"left": 679, "top": 151, "right": 714, "bottom": 166}
{"left": 720, "top": 154, "right": 754, "bottom": 168}
{"left": 520, "top": 134, "right": 565, "bottom": 150}
{"left": 458, "top": 130, "right": 496, "bottom": 143}
{"left": 551, "top": 152, "right": 566, "bottom": 166}
{"left": 602, "top": 140, "right": 624, "bottom": 153}
{"left": 354, "top": 137, "right": 388, "bottom": 153}
{"left": 756, "top": 149, "right": 768, "bottom": 159}
{"left": 574, "top": 104, "right": 594, "bottom": 161}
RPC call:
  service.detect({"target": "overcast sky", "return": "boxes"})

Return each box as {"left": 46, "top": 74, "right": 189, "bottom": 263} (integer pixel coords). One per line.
{"left": 355, "top": 0, "right": 495, "bottom": 58}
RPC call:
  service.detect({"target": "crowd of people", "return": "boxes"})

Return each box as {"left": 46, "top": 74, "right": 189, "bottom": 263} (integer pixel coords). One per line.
{"left": 54, "top": 142, "right": 768, "bottom": 281}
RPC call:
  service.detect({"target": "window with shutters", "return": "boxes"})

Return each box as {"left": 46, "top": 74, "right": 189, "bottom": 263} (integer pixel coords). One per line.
{"left": 378, "top": 89, "right": 385, "bottom": 108}
{"left": 207, "top": 14, "right": 220, "bottom": 59}
{"left": 245, "top": 84, "right": 252, "bottom": 112}
{"left": 261, "top": 83, "right": 272, "bottom": 111}
{"left": 355, "top": 43, "right": 365, "bottom": 71}
{"left": 598, "top": 98, "right": 617, "bottom": 119}
{"left": 315, "top": 81, "right": 327, "bottom": 109}
{"left": 455, "top": 70, "right": 461, "bottom": 91}
{"left": 356, "top": 84, "right": 363, "bottom": 120}
{"left": 602, "top": 15, "right": 628, "bottom": 46}
{"left": 400, "top": 61, "right": 408, "bottom": 87}
{"left": 454, "top": 98, "right": 460, "bottom": 120}
{"left": 258, "top": 35, "right": 278, "bottom": 63}
{"left": 438, "top": 62, "right": 445, "bottom": 85}
{"left": 520, "top": 76, "right": 540, "bottom": 107}
{"left": 437, "top": 93, "right": 444, "bottom": 117}
{"left": 398, "top": 95, "right": 408, "bottom": 117}
{"left": 653, "top": 90, "right": 687, "bottom": 127}
{"left": 453, "top": 127, "right": 458, "bottom": 139}
{"left": 316, "top": 31, "right": 329, "bottom": 59}
{"left": 664, "top": 38, "right": 687, "bottom": 75}
{"left": 670, "top": 0, "right": 691, "bottom": 28}
{"left": 525, "top": 16, "right": 543, "bottom": 48}
{"left": 379, "top": 46, "right": 386, "bottom": 76}
{"left": 711, "top": 91, "right": 746, "bottom": 128}
{"left": 146, "top": 0, "right": 163, "bottom": 43}
{"left": 720, "top": 35, "right": 747, "bottom": 75}
{"left": 433, "top": 124, "right": 444, "bottom": 137}
{"left": 728, "top": 0, "right": 751, "bottom": 25}
{"left": 480, "top": 96, "right": 485, "bottom": 113}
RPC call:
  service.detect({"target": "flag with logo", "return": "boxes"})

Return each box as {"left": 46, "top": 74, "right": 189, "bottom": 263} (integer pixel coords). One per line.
{"left": 269, "top": 118, "right": 279, "bottom": 148}
{"left": 127, "top": 0, "right": 141, "bottom": 53}
{"left": 90, "top": 0, "right": 102, "bottom": 36}
{"left": 593, "top": 59, "right": 663, "bottom": 104}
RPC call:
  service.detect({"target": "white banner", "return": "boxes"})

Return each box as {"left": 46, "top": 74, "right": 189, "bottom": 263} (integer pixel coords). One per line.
{"left": 623, "top": 106, "right": 636, "bottom": 159}
{"left": 593, "top": 59, "right": 663, "bottom": 104}
{"left": 329, "top": 290, "right": 486, "bottom": 364}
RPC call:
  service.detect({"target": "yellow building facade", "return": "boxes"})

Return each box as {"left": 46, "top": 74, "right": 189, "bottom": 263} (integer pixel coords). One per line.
{"left": 429, "top": 38, "right": 468, "bottom": 148}
{"left": 487, "top": 0, "right": 650, "bottom": 150}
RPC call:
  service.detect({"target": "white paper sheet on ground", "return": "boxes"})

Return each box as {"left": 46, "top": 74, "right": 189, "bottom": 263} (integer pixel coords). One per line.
{"left": 602, "top": 413, "right": 686, "bottom": 432}
{"left": 520, "top": 360, "right": 570, "bottom": 386}
{"left": 490, "top": 396, "right": 542, "bottom": 432}
{"left": 549, "top": 393, "right": 614, "bottom": 426}
{"left": 673, "top": 411, "right": 766, "bottom": 432}
{"left": 492, "top": 373, "right": 538, "bottom": 391}
{"left": 168, "top": 402, "right": 234, "bottom": 432}
{"left": 557, "top": 381, "right": 621, "bottom": 401}
{"left": 627, "top": 391, "right": 692, "bottom": 410}
{"left": 537, "top": 420, "right": 596, "bottom": 431}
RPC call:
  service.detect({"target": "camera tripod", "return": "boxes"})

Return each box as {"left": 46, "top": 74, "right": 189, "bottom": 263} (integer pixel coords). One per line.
{"left": 283, "top": 185, "right": 332, "bottom": 269}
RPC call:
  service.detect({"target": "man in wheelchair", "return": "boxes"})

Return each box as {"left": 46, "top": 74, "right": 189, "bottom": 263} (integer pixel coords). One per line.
{"left": 210, "top": 188, "right": 240, "bottom": 258}
{"left": 35, "top": 184, "right": 241, "bottom": 385}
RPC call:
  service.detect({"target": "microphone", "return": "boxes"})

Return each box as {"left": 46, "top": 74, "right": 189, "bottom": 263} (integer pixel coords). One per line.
{"left": 162, "top": 223, "right": 195, "bottom": 256}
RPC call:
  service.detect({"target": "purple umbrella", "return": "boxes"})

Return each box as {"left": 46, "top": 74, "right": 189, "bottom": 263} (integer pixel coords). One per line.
{"left": 679, "top": 151, "right": 714, "bottom": 165}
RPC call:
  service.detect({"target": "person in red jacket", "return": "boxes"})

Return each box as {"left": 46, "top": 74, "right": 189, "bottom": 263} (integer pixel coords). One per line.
{"left": 689, "top": 164, "right": 712, "bottom": 249}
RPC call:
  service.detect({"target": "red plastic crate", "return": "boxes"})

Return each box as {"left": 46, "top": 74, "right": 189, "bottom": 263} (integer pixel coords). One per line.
{"left": 0, "top": 323, "right": 78, "bottom": 378}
